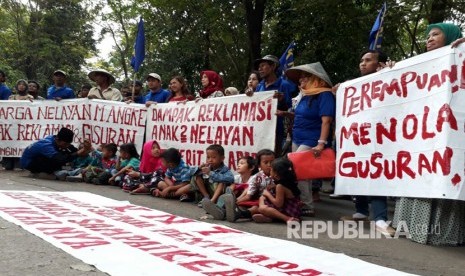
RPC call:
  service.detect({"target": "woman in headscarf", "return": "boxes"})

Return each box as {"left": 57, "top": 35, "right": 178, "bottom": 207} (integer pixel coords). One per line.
{"left": 9, "top": 79, "right": 33, "bottom": 100}
{"left": 199, "top": 70, "right": 224, "bottom": 98}
{"left": 392, "top": 23, "right": 465, "bottom": 246}
{"left": 123, "top": 140, "right": 166, "bottom": 194}
{"left": 284, "top": 62, "right": 336, "bottom": 217}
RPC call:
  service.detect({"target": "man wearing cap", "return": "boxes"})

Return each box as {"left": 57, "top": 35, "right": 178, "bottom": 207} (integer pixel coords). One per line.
{"left": 20, "top": 127, "right": 92, "bottom": 177}
{"left": 253, "top": 54, "right": 297, "bottom": 155}
{"left": 87, "top": 69, "right": 122, "bottom": 101}
{"left": 143, "top": 73, "right": 170, "bottom": 106}
{"left": 0, "top": 70, "right": 12, "bottom": 100}
{"left": 46, "top": 70, "right": 75, "bottom": 100}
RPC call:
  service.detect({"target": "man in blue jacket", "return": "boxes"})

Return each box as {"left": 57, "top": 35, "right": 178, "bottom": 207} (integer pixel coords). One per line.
{"left": 21, "top": 128, "right": 91, "bottom": 176}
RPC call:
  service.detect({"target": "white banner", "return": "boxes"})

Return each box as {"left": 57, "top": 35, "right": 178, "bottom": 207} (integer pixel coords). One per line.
{"left": 335, "top": 45, "right": 465, "bottom": 200}
{"left": 0, "top": 99, "right": 147, "bottom": 157}
{"left": 145, "top": 92, "right": 277, "bottom": 169}
{"left": 0, "top": 191, "right": 413, "bottom": 275}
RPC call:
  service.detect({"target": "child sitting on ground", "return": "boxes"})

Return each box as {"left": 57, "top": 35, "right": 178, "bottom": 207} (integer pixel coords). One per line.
{"left": 253, "top": 158, "right": 301, "bottom": 223}
{"left": 195, "top": 144, "right": 234, "bottom": 207}
{"left": 151, "top": 148, "right": 200, "bottom": 200}
{"left": 222, "top": 149, "right": 276, "bottom": 222}
{"left": 67, "top": 143, "right": 118, "bottom": 184}
{"left": 109, "top": 143, "right": 140, "bottom": 186}
{"left": 124, "top": 140, "right": 166, "bottom": 194}
{"left": 202, "top": 156, "right": 258, "bottom": 219}
{"left": 54, "top": 142, "right": 93, "bottom": 180}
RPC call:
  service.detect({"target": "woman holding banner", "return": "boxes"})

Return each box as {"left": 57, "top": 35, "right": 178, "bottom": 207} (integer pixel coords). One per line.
{"left": 393, "top": 23, "right": 465, "bottom": 246}
{"left": 283, "top": 62, "right": 335, "bottom": 217}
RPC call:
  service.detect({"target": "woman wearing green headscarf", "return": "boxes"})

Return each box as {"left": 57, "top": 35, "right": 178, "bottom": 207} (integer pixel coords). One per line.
{"left": 393, "top": 23, "right": 465, "bottom": 246}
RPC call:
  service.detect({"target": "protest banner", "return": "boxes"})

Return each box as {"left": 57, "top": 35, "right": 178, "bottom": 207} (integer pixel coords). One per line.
{"left": 0, "top": 191, "right": 412, "bottom": 275}
{"left": 335, "top": 45, "right": 465, "bottom": 200}
{"left": 0, "top": 99, "right": 147, "bottom": 157}
{"left": 145, "top": 92, "right": 277, "bottom": 169}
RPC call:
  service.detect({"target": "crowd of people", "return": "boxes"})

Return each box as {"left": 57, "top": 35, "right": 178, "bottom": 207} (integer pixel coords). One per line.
{"left": 1, "top": 22, "right": 465, "bottom": 246}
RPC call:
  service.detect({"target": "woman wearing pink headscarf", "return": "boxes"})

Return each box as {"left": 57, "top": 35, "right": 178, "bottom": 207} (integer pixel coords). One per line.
{"left": 123, "top": 140, "right": 166, "bottom": 194}
{"left": 199, "top": 70, "right": 224, "bottom": 98}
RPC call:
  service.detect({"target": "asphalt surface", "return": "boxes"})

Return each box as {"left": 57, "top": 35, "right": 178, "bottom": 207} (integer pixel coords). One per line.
{"left": 0, "top": 169, "right": 464, "bottom": 276}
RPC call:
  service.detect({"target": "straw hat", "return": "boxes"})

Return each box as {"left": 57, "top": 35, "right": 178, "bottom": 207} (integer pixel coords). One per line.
{"left": 88, "top": 69, "right": 116, "bottom": 84}
{"left": 285, "top": 62, "right": 333, "bottom": 87}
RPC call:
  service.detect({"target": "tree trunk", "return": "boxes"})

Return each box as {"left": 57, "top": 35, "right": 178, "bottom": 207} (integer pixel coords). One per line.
{"left": 243, "top": 0, "right": 266, "bottom": 71}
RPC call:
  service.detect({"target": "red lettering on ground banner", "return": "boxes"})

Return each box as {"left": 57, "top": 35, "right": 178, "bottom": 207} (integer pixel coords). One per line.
{"left": 196, "top": 226, "right": 243, "bottom": 236}
{"left": 284, "top": 269, "right": 323, "bottom": 276}
{"left": 126, "top": 241, "right": 162, "bottom": 248}
{"left": 109, "top": 205, "right": 152, "bottom": 213}
{"left": 63, "top": 240, "right": 111, "bottom": 249}
{"left": 203, "top": 269, "right": 252, "bottom": 276}
{"left": 140, "top": 214, "right": 195, "bottom": 224}
{"left": 265, "top": 261, "right": 299, "bottom": 270}
{"left": 180, "top": 260, "right": 251, "bottom": 275}
{"left": 151, "top": 250, "right": 205, "bottom": 262}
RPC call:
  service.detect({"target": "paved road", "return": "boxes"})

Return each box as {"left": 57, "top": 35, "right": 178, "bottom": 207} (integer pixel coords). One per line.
{"left": 0, "top": 169, "right": 464, "bottom": 276}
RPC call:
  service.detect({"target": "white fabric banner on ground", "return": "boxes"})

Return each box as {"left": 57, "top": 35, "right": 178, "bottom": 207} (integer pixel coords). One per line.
{"left": 335, "top": 45, "right": 465, "bottom": 200}
{"left": 0, "top": 99, "right": 147, "bottom": 157}
{"left": 0, "top": 191, "right": 413, "bottom": 276}
{"left": 145, "top": 92, "right": 277, "bottom": 169}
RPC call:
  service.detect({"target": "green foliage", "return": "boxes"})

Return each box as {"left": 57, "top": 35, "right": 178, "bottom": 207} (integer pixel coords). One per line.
{"left": 1, "top": 0, "right": 465, "bottom": 95}
{"left": 0, "top": 0, "right": 96, "bottom": 96}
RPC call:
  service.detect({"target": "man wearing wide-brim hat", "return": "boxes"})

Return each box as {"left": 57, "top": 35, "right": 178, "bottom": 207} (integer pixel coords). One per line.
{"left": 87, "top": 69, "right": 122, "bottom": 101}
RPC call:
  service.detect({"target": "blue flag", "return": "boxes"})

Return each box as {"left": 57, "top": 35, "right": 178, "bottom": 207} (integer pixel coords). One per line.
{"left": 279, "top": 41, "right": 296, "bottom": 76}
{"left": 369, "top": 2, "right": 387, "bottom": 50}
{"left": 130, "top": 17, "right": 145, "bottom": 72}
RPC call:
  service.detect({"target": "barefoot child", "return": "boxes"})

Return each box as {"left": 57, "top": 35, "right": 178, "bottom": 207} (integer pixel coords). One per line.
{"left": 152, "top": 148, "right": 199, "bottom": 200}
{"left": 109, "top": 143, "right": 140, "bottom": 186}
{"left": 253, "top": 158, "right": 301, "bottom": 223}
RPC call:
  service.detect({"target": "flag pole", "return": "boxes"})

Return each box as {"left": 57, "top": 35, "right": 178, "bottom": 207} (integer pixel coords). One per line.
{"left": 132, "top": 73, "right": 136, "bottom": 102}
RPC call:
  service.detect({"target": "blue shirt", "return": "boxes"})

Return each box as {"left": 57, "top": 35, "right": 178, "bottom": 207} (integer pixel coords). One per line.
{"left": 134, "top": 95, "right": 145, "bottom": 104}
{"left": 207, "top": 163, "right": 234, "bottom": 185}
{"left": 20, "top": 135, "right": 60, "bottom": 168}
{"left": 47, "top": 85, "right": 75, "bottom": 99}
{"left": 293, "top": 92, "right": 335, "bottom": 147}
{"left": 256, "top": 76, "right": 296, "bottom": 109}
{"left": 143, "top": 89, "right": 170, "bottom": 104}
{"left": 0, "top": 83, "right": 12, "bottom": 100}
{"left": 256, "top": 76, "right": 297, "bottom": 134}
{"left": 166, "top": 159, "right": 198, "bottom": 184}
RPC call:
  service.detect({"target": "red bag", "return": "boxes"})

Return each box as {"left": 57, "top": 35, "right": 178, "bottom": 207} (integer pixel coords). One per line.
{"left": 287, "top": 148, "right": 336, "bottom": 180}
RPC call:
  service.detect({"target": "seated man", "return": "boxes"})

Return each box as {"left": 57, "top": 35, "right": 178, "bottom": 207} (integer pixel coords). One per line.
{"left": 20, "top": 128, "right": 91, "bottom": 178}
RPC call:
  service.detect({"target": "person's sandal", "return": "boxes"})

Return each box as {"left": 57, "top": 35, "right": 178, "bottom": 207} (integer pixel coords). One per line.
{"left": 179, "top": 194, "right": 191, "bottom": 202}
{"left": 301, "top": 209, "right": 315, "bottom": 217}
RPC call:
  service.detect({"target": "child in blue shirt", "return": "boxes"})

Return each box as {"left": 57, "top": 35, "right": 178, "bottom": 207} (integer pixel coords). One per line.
{"left": 109, "top": 143, "right": 140, "bottom": 186}
{"left": 195, "top": 144, "right": 234, "bottom": 207}
{"left": 152, "top": 148, "right": 199, "bottom": 201}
